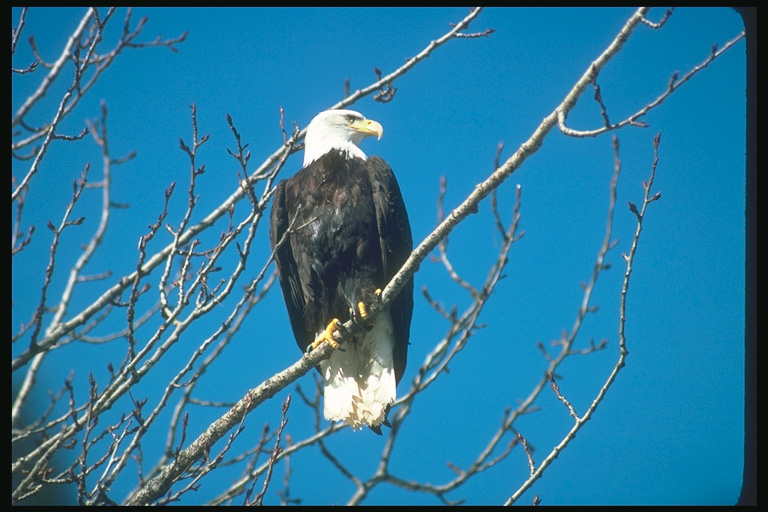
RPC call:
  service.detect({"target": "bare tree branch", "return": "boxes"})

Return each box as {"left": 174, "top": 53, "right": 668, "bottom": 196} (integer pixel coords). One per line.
{"left": 505, "top": 133, "right": 661, "bottom": 505}
{"left": 11, "top": 7, "right": 742, "bottom": 506}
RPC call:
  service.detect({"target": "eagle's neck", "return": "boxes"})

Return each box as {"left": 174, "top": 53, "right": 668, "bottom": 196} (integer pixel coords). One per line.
{"left": 303, "top": 138, "right": 367, "bottom": 167}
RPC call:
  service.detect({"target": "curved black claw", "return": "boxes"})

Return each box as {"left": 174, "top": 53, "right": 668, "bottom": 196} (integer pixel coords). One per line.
{"left": 333, "top": 320, "right": 352, "bottom": 342}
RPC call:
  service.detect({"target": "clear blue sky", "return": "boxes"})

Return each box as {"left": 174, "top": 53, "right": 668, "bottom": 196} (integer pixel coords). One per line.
{"left": 12, "top": 7, "right": 749, "bottom": 505}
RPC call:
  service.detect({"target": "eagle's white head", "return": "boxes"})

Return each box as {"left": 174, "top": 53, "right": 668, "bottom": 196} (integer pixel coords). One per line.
{"left": 302, "top": 109, "right": 383, "bottom": 167}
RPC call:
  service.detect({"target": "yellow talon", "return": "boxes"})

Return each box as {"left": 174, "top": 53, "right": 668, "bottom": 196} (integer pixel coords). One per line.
{"left": 357, "top": 289, "right": 381, "bottom": 320}
{"left": 310, "top": 319, "right": 341, "bottom": 350}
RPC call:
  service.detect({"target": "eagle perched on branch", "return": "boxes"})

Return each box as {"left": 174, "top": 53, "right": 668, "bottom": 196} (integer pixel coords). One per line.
{"left": 270, "top": 109, "right": 413, "bottom": 433}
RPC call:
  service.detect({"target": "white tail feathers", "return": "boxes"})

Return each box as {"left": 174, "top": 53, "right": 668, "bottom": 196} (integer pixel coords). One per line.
{"left": 319, "top": 311, "right": 396, "bottom": 430}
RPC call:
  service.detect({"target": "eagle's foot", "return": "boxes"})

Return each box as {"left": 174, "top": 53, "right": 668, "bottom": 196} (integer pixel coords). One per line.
{"left": 357, "top": 301, "right": 369, "bottom": 320}
{"left": 350, "top": 289, "right": 381, "bottom": 331}
{"left": 348, "top": 305, "right": 370, "bottom": 333}
{"left": 309, "top": 318, "right": 341, "bottom": 351}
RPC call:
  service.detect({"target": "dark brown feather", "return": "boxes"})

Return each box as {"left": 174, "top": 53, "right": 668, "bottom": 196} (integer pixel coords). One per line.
{"left": 269, "top": 149, "right": 413, "bottom": 384}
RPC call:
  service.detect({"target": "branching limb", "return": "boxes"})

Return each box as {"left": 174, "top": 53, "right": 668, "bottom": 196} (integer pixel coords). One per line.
{"left": 338, "top": 8, "right": 487, "bottom": 110}
{"left": 558, "top": 26, "right": 745, "bottom": 138}
{"left": 345, "top": 177, "right": 524, "bottom": 505}
{"left": 12, "top": 7, "right": 741, "bottom": 506}
{"left": 124, "top": 331, "right": 337, "bottom": 505}
{"left": 244, "top": 395, "right": 291, "bottom": 505}
{"left": 372, "top": 5, "right": 741, "bottom": 335}
{"left": 505, "top": 133, "right": 662, "bottom": 505}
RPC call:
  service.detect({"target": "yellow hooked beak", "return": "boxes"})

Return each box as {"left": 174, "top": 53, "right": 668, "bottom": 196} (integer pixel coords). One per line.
{"left": 350, "top": 118, "right": 383, "bottom": 140}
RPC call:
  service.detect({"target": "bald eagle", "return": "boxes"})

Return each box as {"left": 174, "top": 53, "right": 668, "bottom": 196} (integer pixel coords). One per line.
{"left": 270, "top": 109, "right": 413, "bottom": 432}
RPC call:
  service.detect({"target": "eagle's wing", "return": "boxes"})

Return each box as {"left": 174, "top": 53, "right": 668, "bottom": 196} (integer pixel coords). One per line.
{"left": 366, "top": 156, "right": 414, "bottom": 383}
{"left": 270, "top": 179, "right": 314, "bottom": 352}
